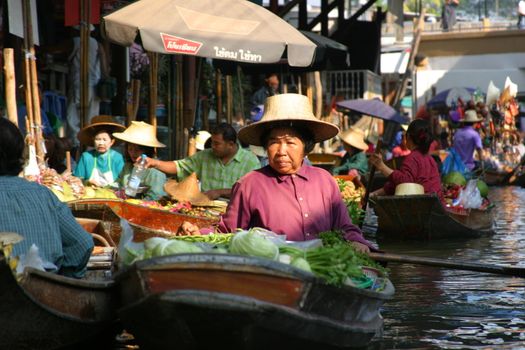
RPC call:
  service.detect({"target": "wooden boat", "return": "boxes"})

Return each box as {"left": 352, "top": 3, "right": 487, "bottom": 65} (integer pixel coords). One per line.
{"left": 69, "top": 199, "right": 219, "bottom": 242}
{"left": 482, "top": 169, "right": 509, "bottom": 186}
{"left": 371, "top": 194, "right": 495, "bottom": 240}
{"left": 0, "top": 223, "right": 119, "bottom": 349}
{"left": 115, "top": 253, "right": 394, "bottom": 350}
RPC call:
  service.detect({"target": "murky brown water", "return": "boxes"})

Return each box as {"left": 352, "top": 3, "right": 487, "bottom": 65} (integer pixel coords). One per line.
{"left": 364, "top": 186, "right": 525, "bottom": 349}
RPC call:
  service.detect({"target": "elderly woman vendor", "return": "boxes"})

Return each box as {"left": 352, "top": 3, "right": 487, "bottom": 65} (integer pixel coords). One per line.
{"left": 182, "top": 94, "right": 376, "bottom": 253}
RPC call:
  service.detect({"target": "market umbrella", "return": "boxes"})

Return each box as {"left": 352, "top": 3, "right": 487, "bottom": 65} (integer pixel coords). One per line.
{"left": 102, "top": 0, "right": 316, "bottom": 67}
{"left": 336, "top": 98, "right": 409, "bottom": 124}
{"left": 426, "top": 87, "right": 478, "bottom": 110}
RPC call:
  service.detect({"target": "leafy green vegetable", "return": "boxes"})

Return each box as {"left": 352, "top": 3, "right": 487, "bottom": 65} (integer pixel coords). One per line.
{"left": 290, "top": 256, "right": 311, "bottom": 272}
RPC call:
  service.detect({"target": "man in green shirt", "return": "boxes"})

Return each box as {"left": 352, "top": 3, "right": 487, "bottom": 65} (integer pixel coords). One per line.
{"left": 147, "top": 123, "right": 261, "bottom": 199}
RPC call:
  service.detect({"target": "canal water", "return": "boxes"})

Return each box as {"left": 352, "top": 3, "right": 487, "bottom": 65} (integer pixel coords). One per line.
{"left": 364, "top": 186, "right": 525, "bottom": 349}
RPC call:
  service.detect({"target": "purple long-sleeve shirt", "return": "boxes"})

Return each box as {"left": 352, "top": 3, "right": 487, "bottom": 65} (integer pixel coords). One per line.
{"left": 217, "top": 165, "right": 376, "bottom": 250}
{"left": 452, "top": 126, "right": 482, "bottom": 170}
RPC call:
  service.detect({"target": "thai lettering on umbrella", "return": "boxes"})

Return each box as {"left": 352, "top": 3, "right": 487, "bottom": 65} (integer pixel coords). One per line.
{"left": 102, "top": 0, "right": 317, "bottom": 67}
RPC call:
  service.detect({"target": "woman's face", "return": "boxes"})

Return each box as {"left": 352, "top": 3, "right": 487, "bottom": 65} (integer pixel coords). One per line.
{"left": 93, "top": 132, "right": 114, "bottom": 154}
{"left": 266, "top": 127, "right": 305, "bottom": 175}
{"left": 127, "top": 143, "right": 144, "bottom": 161}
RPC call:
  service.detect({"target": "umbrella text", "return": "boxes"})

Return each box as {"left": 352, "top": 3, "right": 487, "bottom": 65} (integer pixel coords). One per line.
{"left": 213, "top": 47, "right": 262, "bottom": 63}
{"left": 161, "top": 33, "right": 202, "bottom": 55}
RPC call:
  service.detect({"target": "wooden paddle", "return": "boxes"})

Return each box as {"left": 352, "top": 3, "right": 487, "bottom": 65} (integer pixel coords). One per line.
{"left": 369, "top": 252, "right": 525, "bottom": 278}
{"left": 360, "top": 139, "right": 382, "bottom": 228}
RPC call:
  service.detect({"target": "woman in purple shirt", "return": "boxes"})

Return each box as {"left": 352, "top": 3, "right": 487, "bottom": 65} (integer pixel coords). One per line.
{"left": 181, "top": 94, "right": 376, "bottom": 253}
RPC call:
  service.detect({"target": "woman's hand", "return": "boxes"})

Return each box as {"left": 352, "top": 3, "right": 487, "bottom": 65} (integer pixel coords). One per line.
{"left": 178, "top": 221, "right": 200, "bottom": 236}
{"left": 368, "top": 153, "right": 384, "bottom": 168}
{"left": 349, "top": 241, "right": 370, "bottom": 254}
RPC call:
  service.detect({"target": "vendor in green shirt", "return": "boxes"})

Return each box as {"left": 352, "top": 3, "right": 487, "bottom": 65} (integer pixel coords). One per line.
{"left": 113, "top": 121, "right": 167, "bottom": 200}
{"left": 332, "top": 127, "right": 369, "bottom": 178}
{"left": 144, "top": 123, "right": 261, "bottom": 200}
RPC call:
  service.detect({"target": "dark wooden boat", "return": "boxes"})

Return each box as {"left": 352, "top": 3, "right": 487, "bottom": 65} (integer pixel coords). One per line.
{"left": 482, "top": 169, "right": 509, "bottom": 186}
{"left": 371, "top": 194, "right": 495, "bottom": 240}
{"left": 115, "top": 253, "right": 394, "bottom": 350}
{"left": 69, "top": 199, "right": 219, "bottom": 242}
{"left": 0, "top": 228, "right": 119, "bottom": 349}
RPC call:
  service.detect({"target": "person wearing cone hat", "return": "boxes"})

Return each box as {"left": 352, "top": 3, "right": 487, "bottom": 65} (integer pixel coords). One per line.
{"left": 73, "top": 115, "right": 125, "bottom": 187}
{"left": 331, "top": 127, "right": 369, "bottom": 177}
{"left": 113, "top": 121, "right": 167, "bottom": 200}
{"left": 369, "top": 119, "right": 444, "bottom": 201}
{"left": 143, "top": 122, "right": 260, "bottom": 200}
{"left": 179, "top": 93, "right": 376, "bottom": 253}
{"left": 451, "top": 109, "right": 484, "bottom": 171}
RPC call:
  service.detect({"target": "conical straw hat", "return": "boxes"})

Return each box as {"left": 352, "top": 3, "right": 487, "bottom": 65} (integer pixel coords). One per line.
{"left": 462, "top": 109, "right": 483, "bottom": 123}
{"left": 77, "top": 115, "right": 126, "bottom": 146}
{"left": 164, "top": 173, "right": 211, "bottom": 206}
{"left": 113, "top": 121, "right": 166, "bottom": 148}
{"left": 486, "top": 81, "right": 500, "bottom": 106}
{"left": 339, "top": 127, "right": 368, "bottom": 151}
{"left": 195, "top": 130, "right": 211, "bottom": 151}
{"left": 238, "top": 93, "right": 339, "bottom": 146}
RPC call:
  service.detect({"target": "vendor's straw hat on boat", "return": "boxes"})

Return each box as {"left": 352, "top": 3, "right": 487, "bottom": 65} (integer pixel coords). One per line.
{"left": 238, "top": 93, "right": 340, "bottom": 146}
{"left": 112, "top": 121, "right": 166, "bottom": 148}
{"left": 77, "top": 115, "right": 126, "bottom": 146}
{"left": 164, "top": 173, "right": 211, "bottom": 206}
{"left": 339, "top": 127, "right": 368, "bottom": 151}
{"left": 461, "top": 109, "right": 483, "bottom": 123}
{"left": 195, "top": 130, "right": 211, "bottom": 151}
{"left": 395, "top": 183, "right": 424, "bottom": 196}
{"left": 486, "top": 81, "right": 500, "bottom": 106}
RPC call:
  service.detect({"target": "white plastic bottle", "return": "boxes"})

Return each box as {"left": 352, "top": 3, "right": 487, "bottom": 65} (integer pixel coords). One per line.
{"left": 125, "top": 154, "right": 147, "bottom": 197}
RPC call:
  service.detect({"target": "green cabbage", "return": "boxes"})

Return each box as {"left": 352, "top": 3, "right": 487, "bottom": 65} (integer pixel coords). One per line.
{"left": 162, "top": 240, "right": 203, "bottom": 255}
{"left": 229, "top": 229, "right": 279, "bottom": 260}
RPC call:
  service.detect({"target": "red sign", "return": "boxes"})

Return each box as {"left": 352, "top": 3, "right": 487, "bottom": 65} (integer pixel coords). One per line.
{"left": 160, "top": 33, "right": 202, "bottom": 55}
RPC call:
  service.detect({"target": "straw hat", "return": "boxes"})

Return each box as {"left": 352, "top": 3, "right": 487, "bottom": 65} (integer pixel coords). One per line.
{"left": 113, "top": 121, "right": 166, "bottom": 148}
{"left": 395, "top": 183, "right": 424, "bottom": 196}
{"left": 486, "top": 80, "right": 500, "bottom": 106}
{"left": 462, "top": 109, "right": 483, "bottom": 123}
{"left": 164, "top": 173, "right": 211, "bottom": 206}
{"left": 238, "top": 93, "right": 339, "bottom": 146}
{"left": 77, "top": 115, "right": 126, "bottom": 146}
{"left": 339, "top": 127, "right": 368, "bottom": 151}
{"left": 195, "top": 130, "right": 211, "bottom": 151}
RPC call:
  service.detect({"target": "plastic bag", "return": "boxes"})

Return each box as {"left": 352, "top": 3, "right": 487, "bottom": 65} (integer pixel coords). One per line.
{"left": 442, "top": 147, "right": 468, "bottom": 177}
{"left": 456, "top": 179, "right": 483, "bottom": 209}
{"left": 16, "top": 244, "right": 57, "bottom": 274}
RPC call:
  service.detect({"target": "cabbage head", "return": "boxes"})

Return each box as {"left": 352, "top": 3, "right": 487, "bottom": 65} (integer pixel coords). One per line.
{"left": 162, "top": 240, "right": 204, "bottom": 255}
{"left": 229, "top": 229, "right": 279, "bottom": 260}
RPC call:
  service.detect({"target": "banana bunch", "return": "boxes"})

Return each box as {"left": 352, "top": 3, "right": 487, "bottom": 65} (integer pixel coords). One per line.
{"left": 338, "top": 179, "right": 365, "bottom": 203}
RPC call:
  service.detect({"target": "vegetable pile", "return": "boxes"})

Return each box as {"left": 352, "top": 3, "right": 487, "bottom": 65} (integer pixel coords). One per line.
{"left": 121, "top": 228, "right": 387, "bottom": 289}
{"left": 125, "top": 199, "right": 223, "bottom": 218}
{"left": 336, "top": 179, "right": 365, "bottom": 226}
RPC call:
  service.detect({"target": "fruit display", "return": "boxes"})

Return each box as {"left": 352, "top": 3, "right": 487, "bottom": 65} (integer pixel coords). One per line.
{"left": 336, "top": 178, "right": 365, "bottom": 225}
{"left": 124, "top": 199, "right": 222, "bottom": 219}
{"left": 442, "top": 178, "right": 490, "bottom": 209}
{"left": 442, "top": 171, "right": 467, "bottom": 187}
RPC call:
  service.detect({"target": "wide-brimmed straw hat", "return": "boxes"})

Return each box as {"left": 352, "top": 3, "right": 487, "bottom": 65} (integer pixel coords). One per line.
{"left": 164, "top": 173, "right": 211, "bottom": 206}
{"left": 461, "top": 109, "right": 483, "bottom": 123}
{"left": 238, "top": 93, "right": 340, "bottom": 146}
{"left": 195, "top": 130, "right": 211, "bottom": 151}
{"left": 339, "top": 127, "right": 368, "bottom": 151}
{"left": 112, "top": 121, "right": 166, "bottom": 148}
{"left": 77, "top": 115, "right": 126, "bottom": 146}
{"left": 395, "top": 183, "right": 424, "bottom": 196}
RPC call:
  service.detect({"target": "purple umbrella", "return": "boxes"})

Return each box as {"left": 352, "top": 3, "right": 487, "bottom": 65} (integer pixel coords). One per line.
{"left": 336, "top": 98, "right": 409, "bottom": 124}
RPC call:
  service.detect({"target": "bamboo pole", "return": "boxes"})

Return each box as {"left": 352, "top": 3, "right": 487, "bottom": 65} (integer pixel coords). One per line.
{"left": 225, "top": 75, "right": 233, "bottom": 125}
{"left": 66, "top": 151, "right": 71, "bottom": 173}
{"left": 148, "top": 52, "right": 158, "bottom": 128}
{"left": 21, "top": 0, "right": 34, "bottom": 142}
{"left": 3, "top": 49, "right": 18, "bottom": 127}
{"left": 236, "top": 66, "right": 244, "bottom": 121}
{"left": 216, "top": 69, "right": 222, "bottom": 123}
{"left": 177, "top": 57, "right": 184, "bottom": 159}
{"left": 314, "top": 71, "right": 323, "bottom": 119}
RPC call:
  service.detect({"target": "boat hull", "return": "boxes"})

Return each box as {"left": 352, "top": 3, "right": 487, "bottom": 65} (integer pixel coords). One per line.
{"left": 116, "top": 254, "right": 394, "bottom": 349}
{"left": 372, "top": 194, "right": 494, "bottom": 240}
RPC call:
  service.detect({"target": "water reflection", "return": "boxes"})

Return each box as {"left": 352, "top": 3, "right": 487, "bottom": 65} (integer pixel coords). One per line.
{"left": 366, "top": 186, "right": 525, "bottom": 349}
